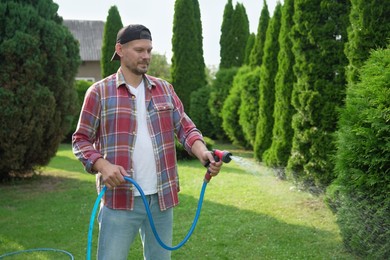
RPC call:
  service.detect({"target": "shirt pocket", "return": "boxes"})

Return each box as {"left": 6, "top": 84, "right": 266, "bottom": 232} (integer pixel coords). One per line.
{"left": 155, "top": 103, "right": 174, "bottom": 133}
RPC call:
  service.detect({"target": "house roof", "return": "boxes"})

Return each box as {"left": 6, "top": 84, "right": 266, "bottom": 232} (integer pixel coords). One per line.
{"left": 63, "top": 20, "right": 105, "bottom": 61}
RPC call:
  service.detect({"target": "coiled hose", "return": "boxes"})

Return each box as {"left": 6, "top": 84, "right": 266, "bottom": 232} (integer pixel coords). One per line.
{"left": 86, "top": 176, "right": 208, "bottom": 260}
{"left": 0, "top": 248, "right": 74, "bottom": 259}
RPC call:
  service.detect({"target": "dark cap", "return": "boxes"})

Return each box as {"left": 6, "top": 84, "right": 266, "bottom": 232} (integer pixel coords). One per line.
{"left": 111, "top": 24, "right": 152, "bottom": 61}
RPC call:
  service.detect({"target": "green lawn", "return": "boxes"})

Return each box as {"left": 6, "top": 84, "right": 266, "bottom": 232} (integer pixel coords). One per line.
{"left": 0, "top": 144, "right": 357, "bottom": 259}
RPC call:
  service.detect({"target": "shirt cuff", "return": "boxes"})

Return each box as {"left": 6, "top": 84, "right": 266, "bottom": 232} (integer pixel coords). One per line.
{"left": 85, "top": 154, "right": 103, "bottom": 174}
{"left": 184, "top": 131, "right": 204, "bottom": 156}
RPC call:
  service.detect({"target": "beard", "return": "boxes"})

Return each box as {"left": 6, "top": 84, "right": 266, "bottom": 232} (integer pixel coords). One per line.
{"left": 128, "top": 61, "right": 149, "bottom": 75}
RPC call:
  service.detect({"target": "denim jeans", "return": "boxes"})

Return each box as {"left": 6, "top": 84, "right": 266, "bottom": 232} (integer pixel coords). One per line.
{"left": 97, "top": 194, "right": 173, "bottom": 260}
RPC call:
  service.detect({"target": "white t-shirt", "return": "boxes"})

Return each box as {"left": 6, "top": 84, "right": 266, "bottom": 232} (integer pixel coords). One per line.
{"left": 128, "top": 80, "right": 157, "bottom": 196}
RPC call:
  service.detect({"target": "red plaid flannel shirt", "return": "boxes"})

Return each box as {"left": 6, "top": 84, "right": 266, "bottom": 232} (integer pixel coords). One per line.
{"left": 72, "top": 69, "right": 204, "bottom": 210}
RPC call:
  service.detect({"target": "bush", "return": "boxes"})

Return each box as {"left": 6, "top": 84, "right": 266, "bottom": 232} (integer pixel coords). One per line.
{"left": 63, "top": 80, "right": 93, "bottom": 143}
{"left": 222, "top": 66, "right": 251, "bottom": 148}
{"left": 208, "top": 67, "right": 239, "bottom": 140}
{"left": 190, "top": 86, "right": 216, "bottom": 138}
{"left": 0, "top": 0, "right": 80, "bottom": 180}
{"left": 238, "top": 66, "right": 261, "bottom": 147}
{"left": 175, "top": 137, "right": 214, "bottom": 161}
{"left": 326, "top": 46, "right": 390, "bottom": 259}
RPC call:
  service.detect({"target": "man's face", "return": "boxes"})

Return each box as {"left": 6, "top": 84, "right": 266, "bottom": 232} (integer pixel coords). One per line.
{"left": 118, "top": 39, "right": 153, "bottom": 75}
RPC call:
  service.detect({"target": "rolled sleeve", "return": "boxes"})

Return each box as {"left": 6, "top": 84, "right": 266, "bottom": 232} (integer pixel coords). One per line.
{"left": 72, "top": 84, "right": 103, "bottom": 174}
{"left": 85, "top": 153, "right": 103, "bottom": 174}
{"left": 183, "top": 129, "right": 204, "bottom": 156}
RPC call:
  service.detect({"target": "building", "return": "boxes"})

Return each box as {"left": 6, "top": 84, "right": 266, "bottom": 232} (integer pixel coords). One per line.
{"left": 64, "top": 20, "right": 105, "bottom": 82}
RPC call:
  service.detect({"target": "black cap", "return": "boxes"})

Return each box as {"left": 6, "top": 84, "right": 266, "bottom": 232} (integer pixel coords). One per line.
{"left": 111, "top": 24, "right": 152, "bottom": 61}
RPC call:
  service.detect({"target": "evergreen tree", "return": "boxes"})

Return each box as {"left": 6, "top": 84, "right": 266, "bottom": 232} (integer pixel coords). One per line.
{"left": 238, "top": 66, "right": 261, "bottom": 147}
{"left": 345, "top": 0, "right": 390, "bottom": 84}
{"left": 190, "top": 86, "right": 215, "bottom": 138}
{"left": 231, "top": 3, "right": 250, "bottom": 67}
{"left": 327, "top": 1, "right": 390, "bottom": 256}
{"left": 263, "top": 0, "right": 296, "bottom": 169}
{"left": 0, "top": 0, "right": 80, "bottom": 179}
{"left": 327, "top": 46, "right": 390, "bottom": 259}
{"left": 208, "top": 67, "right": 238, "bottom": 140}
{"left": 249, "top": 0, "right": 270, "bottom": 67}
{"left": 254, "top": 2, "right": 282, "bottom": 161}
{"left": 101, "top": 5, "right": 123, "bottom": 78}
{"left": 222, "top": 66, "right": 251, "bottom": 148}
{"left": 219, "top": 1, "right": 249, "bottom": 69}
{"left": 244, "top": 33, "right": 256, "bottom": 65}
{"left": 287, "top": 0, "right": 350, "bottom": 190}
{"left": 171, "top": 0, "right": 206, "bottom": 113}
{"left": 219, "top": 0, "right": 235, "bottom": 68}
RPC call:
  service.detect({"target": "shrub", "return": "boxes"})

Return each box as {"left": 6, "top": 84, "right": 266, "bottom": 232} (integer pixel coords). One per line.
{"left": 190, "top": 86, "right": 216, "bottom": 138}
{"left": 326, "top": 46, "right": 390, "bottom": 259}
{"left": 238, "top": 66, "right": 261, "bottom": 147}
{"left": 63, "top": 80, "right": 93, "bottom": 143}
{"left": 0, "top": 0, "right": 80, "bottom": 180}
{"left": 222, "top": 66, "right": 251, "bottom": 148}
{"left": 208, "top": 67, "right": 239, "bottom": 140}
{"left": 175, "top": 137, "right": 214, "bottom": 161}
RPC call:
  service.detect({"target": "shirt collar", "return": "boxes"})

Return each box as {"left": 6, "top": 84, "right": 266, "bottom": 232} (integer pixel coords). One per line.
{"left": 115, "top": 68, "right": 155, "bottom": 90}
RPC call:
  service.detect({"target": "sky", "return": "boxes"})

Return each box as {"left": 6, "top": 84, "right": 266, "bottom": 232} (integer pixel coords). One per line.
{"left": 54, "top": 0, "right": 282, "bottom": 68}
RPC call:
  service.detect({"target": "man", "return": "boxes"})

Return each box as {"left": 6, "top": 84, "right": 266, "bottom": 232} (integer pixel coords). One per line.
{"left": 72, "top": 24, "right": 222, "bottom": 260}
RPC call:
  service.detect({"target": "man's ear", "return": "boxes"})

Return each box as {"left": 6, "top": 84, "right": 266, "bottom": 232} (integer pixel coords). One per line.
{"left": 115, "top": 43, "right": 123, "bottom": 59}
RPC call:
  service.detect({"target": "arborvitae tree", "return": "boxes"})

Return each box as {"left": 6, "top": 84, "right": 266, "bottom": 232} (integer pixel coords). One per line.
{"left": 244, "top": 33, "right": 256, "bottom": 65}
{"left": 249, "top": 0, "right": 270, "bottom": 67}
{"left": 345, "top": 0, "right": 390, "bottom": 84}
{"left": 208, "top": 67, "right": 238, "bottom": 140}
{"left": 326, "top": 1, "right": 390, "bottom": 257}
{"left": 219, "top": 1, "right": 249, "bottom": 69}
{"left": 327, "top": 46, "right": 390, "bottom": 259}
{"left": 254, "top": 2, "right": 282, "bottom": 161}
{"left": 287, "top": 0, "right": 350, "bottom": 191}
{"left": 231, "top": 3, "right": 250, "bottom": 67}
{"left": 0, "top": 0, "right": 80, "bottom": 179}
{"left": 190, "top": 86, "right": 215, "bottom": 138}
{"left": 219, "top": 0, "right": 235, "bottom": 68}
{"left": 171, "top": 0, "right": 206, "bottom": 113}
{"left": 263, "top": 0, "right": 296, "bottom": 169}
{"left": 222, "top": 66, "right": 251, "bottom": 148}
{"left": 238, "top": 66, "right": 261, "bottom": 147}
{"left": 101, "top": 5, "right": 122, "bottom": 78}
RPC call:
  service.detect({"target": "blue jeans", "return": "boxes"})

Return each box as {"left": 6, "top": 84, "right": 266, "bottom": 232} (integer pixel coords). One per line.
{"left": 97, "top": 194, "right": 173, "bottom": 260}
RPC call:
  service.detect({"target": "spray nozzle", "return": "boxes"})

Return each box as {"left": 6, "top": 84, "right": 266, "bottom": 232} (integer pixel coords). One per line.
{"left": 204, "top": 149, "right": 233, "bottom": 183}
{"left": 213, "top": 149, "right": 232, "bottom": 163}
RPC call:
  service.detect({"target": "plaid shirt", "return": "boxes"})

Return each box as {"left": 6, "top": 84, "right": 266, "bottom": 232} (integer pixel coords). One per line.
{"left": 72, "top": 69, "right": 204, "bottom": 211}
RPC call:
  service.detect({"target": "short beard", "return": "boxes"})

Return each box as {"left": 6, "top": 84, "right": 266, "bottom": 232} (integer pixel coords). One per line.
{"left": 128, "top": 64, "right": 148, "bottom": 75}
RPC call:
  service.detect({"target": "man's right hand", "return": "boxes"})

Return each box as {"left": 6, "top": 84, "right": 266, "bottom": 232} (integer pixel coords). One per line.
{"left": 93, "top": 158, "right": 129, "bottom": 189}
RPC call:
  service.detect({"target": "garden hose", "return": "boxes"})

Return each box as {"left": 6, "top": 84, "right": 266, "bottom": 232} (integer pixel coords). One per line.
{"left": 86, "top": 176, "right": 208, "bottom": 259}
{"left": 0, "top": 150, "right": 232, "bottom": 260}
{"left": 0, "top": 248, "right": 74, "bottom": 259}
{"left": 87, "top": 149, "right": 232, "bottom": 259}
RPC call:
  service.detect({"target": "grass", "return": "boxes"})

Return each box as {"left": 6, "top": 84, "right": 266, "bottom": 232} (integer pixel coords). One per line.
{"left": 0, "top": 144, "right": 357, "bottom": 259}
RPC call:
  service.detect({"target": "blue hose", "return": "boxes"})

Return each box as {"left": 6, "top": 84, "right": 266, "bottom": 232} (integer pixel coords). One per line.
{"left": 87, "top": 176, "right": 208, "bottom": 260}
{"left": 0, "top": 248, "right": 74, "bottom": 259}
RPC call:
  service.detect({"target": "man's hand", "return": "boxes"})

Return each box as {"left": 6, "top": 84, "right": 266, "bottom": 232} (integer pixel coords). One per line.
{"left": 93, "top": 158, "right": 129, "bottom": 189}
{"left": 202, "top": 150, "right": 223, "bottom": 177}
{"left": 191, "top": 140, "right": 223, "bottom": 177}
